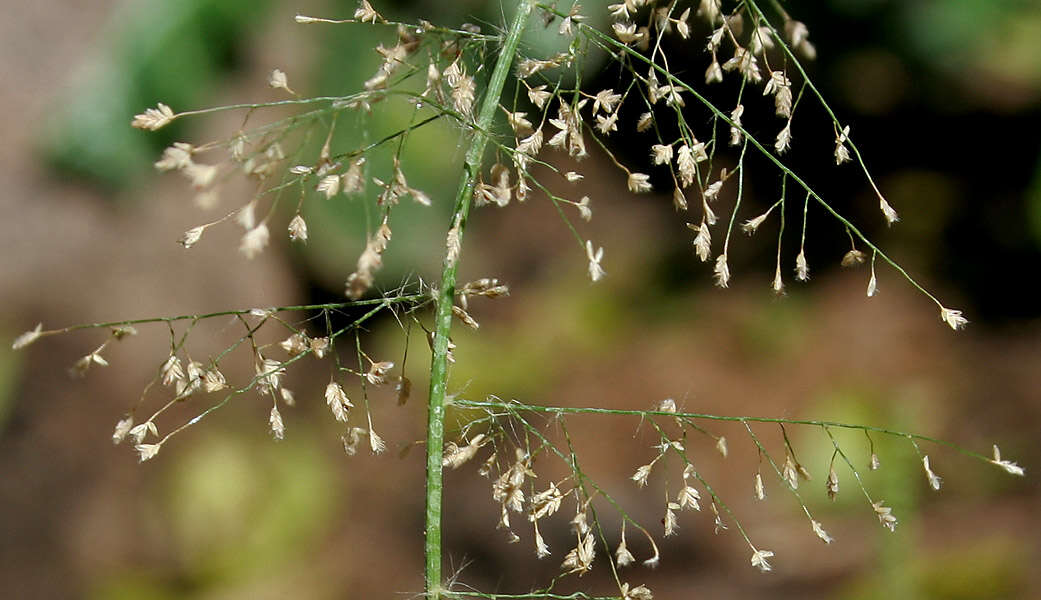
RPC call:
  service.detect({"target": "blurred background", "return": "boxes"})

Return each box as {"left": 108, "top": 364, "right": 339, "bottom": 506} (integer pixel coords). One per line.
{"left": 1, "top": 0, "right": 1039, "bottom": 598}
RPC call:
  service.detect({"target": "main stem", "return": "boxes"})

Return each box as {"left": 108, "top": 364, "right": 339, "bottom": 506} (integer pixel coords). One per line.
{"left": 425, "top": 2, "right": 534, "bottom": 598}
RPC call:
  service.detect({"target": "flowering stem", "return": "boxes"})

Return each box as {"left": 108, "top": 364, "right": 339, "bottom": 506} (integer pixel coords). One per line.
{"left": 425, "top": 2, "right": 535, "bottom": 598}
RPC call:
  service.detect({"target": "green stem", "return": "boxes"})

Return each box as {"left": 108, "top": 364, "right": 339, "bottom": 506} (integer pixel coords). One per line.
{"left": 425, "top": 2, "right": 535, "bottom": 598}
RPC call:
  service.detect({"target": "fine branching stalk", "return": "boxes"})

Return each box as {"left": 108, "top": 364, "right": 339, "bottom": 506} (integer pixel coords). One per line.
{"left": 425, "top": 2, "right": 537, "bottom": 597}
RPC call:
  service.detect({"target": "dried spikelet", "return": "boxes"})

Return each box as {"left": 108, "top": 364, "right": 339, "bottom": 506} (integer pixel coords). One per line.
{"left": 368, "top": 428, "right": 386, "bottom": 454}
{"left": 288, "top": 214, "right": 308, "bottom": 242}
{"left": 834, "top": 125, "right": 852, "bottom": 164}
{"left": 775, "top": 122, "right": 793, "bottom": 154}
{"left": 129, "top": 421, "right": 158, "bottom": 445}
{"left": 596, "top": 111, "right": 619, "bottom": 135}
{"left": 677, "top": 486, "right": 701, "bottom": 511}
{"left": 754, "top": 472, "right": 766, "bottom": 500}
{"left": 268, "top": 68, "right": 293, "bottom": 94}
{"left": 826, "top": 466, "right": 840, "bottom": 499}
{"left": 841, "top": 249, "right": 866, "bottom": 267}
{"left": 716, "top": 437, "right": 728, "bottom": 458}
{"left": 203, "top": 368, "right": 226, "bottom": 393}
{"left": 922, "top": 455, "right": 943, "bottom": 491}
{"left": 615, "top": 538, "right": 635, "bottom": 567}
{"left": 136, "top": 443, "right": 161, "bottom": 462}
{"left": 396, "top": 376, "right": 411, "bottom": 405}
{"left": 750, "top": 549, "right": 774, "bottom": 572}
{"left": 310, "top": 337, "right": 330, "bottom": 359}
{"left": 256, "top": 357, "right": 285, "bottom": 394}
{"left": 713, "top": 253, "right": 730, "bottom": 288}
{"left": 812, "top": 520, "right": 834, "bottom": 544}
{"left": 939, "top": 307, "right": 968, "bottom": 330}
{"left": 879, "top": 195, "right": 900, "bottom": 225}
{"left": 342, "top": 427, "right": 365, "bottom": 456}
{"left": 365, "top": 360, "right": 395, "bottom": 385}
{"left": 663, "top": 503, "right": 680, "bottom": 536}
{"left": 342, "top": 157, "right": 366, "bottom": 195}
{"left": 873, "top": 501, "right": 898, "bottom": 531}
{"left": 112, "top": 416, "right": 134, "bottom": 445}
{"left": 317, "top": 174, "right": 341, "bottom": 198}
{"left": 585, "top": 241, "right": 605, "bottom": 282}
{"left": 561, "top": 532, "right": 596, "bottom": 574}
{"left": 636, "top": 111, "right": 653, "bottom": 132}
{"left": 705, "top": 59, "right": 723, "bottom": 84}
{"left": 627, "top": 172, "right": 652, "bottom": 193}
{"left": 795, "top": 249, "right": 810, "bottom": 281}
{"left": 155, "top": 142, "right": 193, "bottom": 171}
{"left": 11, "top": 323, "right": 43, "bottom": 350}
{"left": 269, "top": 406, "right": 285, "bottom": 440}
{"left": 354, "top": 1, "right": 382, "bottom": 25}
{"left": 783, "top": 455, "right": 799, "bottom": 490}
{"left": 325, "top": 382, "right": 353, "bottom": 422}
{"left": 991, "top": 445, "right": 1025, "bottom": 476}
{"left": 279, "top": 333, "right": 310, "bottom": 357}
{"left": 160, "top": 355, "right": 184, "bottom": 387}
{"left": 452, "top": 305, "right": 480, "bottom": 330}
{"left": 527, "top": 84, "right": 552, "bottom": 109}
{"left": 240, "top": 224, "right": 270, "bottom": 259}
{"left": 179, "top": 226, "right": 206, "bottom": 249}
{"left": 443, "top": 434, "right": 486, "bottom": 469}
{"left": 132, "top": 103, "right": 175, "bottom": 130}
{"left": 650, "top": 144, "right": 673, "bottom": 166}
